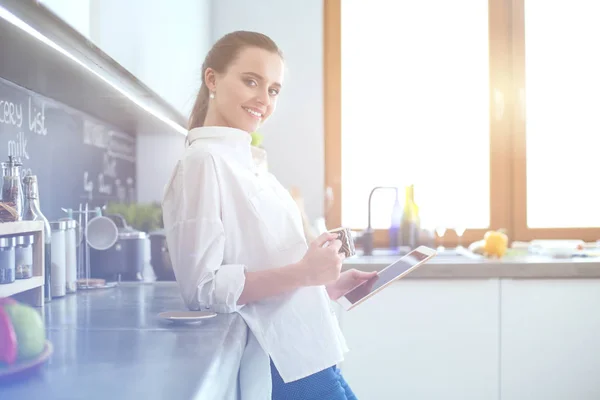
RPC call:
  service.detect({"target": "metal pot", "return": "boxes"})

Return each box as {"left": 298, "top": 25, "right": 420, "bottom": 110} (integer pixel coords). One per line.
{"left": 148, "top": 229, "right": 175, "bottom": 281}
{"left": 90, "top": 214, "right": 148, "bottom": 281}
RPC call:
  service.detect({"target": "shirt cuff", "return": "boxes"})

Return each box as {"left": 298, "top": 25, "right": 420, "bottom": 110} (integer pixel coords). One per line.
{"left": 209, "top": 264, "right": 247, "bottom": 313}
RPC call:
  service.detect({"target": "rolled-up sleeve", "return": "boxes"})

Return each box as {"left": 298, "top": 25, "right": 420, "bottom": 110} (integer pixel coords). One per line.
{"left": 162, "top": 151, "right": 246, "bottom": 313}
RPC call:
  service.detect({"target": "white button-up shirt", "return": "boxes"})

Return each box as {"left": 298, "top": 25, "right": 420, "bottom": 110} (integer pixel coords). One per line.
{"left": 161, "top": 126, "right": 348, "bottom": 397}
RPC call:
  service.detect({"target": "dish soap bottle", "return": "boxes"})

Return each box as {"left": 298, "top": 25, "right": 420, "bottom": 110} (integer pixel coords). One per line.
{"left": 389, "top": 188, "right": 402, "bottom": 253}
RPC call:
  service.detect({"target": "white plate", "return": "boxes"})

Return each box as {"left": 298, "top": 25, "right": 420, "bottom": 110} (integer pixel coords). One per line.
{"left": 158, "top": 311, "right": 217, "bottom": 323}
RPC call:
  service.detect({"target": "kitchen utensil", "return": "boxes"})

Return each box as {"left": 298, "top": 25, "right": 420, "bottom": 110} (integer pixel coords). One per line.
{"left": 89, "top": 214, "right": 148, "bottom": 281}
{"left": 86, "top": 216, "right": 118, "bottom": 251}
{"left": 148, "top": 229, "right": 175, "bottom": 281}
{"left": 69, "top": 203, "right": 117, "bottom": 291}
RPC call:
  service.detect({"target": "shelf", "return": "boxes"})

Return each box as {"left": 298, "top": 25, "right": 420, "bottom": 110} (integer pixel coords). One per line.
{"left": 0, "top": 221, "right": 44, "bottom": 236}
{"left": 0, "top": 221, "right": 45, "bottom": 306}
{"left": 0, "top": 276, "right": 43, "bottom": 298}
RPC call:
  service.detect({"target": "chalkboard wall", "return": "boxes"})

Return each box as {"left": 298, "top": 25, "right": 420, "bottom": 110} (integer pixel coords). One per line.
{"left": 0, "top": 76, "right": 137, "bottom": 221}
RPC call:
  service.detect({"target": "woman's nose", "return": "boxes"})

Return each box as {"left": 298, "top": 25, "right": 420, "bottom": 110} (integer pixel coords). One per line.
{"left": 257, "top": 88, "right": 269, "bottom": 106}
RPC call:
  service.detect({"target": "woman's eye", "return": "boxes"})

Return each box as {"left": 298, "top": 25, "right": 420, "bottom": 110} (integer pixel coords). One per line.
{"left": 269, "top": 88, "right": 280, "bottom": 96}
{"left": 245, "top": 79, "right": 258, "bottom": 87}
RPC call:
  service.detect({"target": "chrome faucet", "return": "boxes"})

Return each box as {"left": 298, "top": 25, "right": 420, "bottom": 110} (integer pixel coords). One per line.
{"left": 360, "top": 186, "right": 399, "bottom": 256}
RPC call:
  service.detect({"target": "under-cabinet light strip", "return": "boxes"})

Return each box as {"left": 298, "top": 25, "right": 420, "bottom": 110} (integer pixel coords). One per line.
{"left": 0, "top": 5, "right": 187, "bottom": 135}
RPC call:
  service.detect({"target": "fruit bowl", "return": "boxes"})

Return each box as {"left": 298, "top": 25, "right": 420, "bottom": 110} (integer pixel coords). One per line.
{"left": 0, "top": 340, "right": 53, "bottom": 382}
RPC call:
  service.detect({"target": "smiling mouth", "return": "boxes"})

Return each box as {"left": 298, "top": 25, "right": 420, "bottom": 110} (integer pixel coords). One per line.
{"left": 242, "top": 107, "right": 263, "bottom": 120}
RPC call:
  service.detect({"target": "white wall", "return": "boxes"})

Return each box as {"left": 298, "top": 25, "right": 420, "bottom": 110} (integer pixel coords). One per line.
{"left": 88, "top": 0, "right": 140, "bottom": 75}
{"left": 40, "top": 0, "right": 209, "bottom": 116}
{"left": 136, "top": 132, "right": 185, "bottom": 204}
{"left": 211, "top": 0, "right": 325, "bottom": 221}
{"left": 85, "top": 0, "right": 212, "bottom": 203}
{"left": 89, "top": 0, "right": 211, "bottom": 117}
{"left": 38, "top": 0, "right": 91, "bottom": 38}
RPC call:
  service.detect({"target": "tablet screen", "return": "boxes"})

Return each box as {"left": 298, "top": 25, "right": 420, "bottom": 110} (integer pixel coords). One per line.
{"left": 343, "top": 250, "right": 430, "bottom": 304}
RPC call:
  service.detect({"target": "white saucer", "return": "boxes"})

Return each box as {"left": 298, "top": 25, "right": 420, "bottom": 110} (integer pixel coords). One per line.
{"left": 158, "top": 311, "right": 217, "bottom": 323}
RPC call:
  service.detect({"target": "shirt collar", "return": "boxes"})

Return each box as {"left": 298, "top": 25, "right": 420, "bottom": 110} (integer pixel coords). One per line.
{"left": 187, "top": 126, "right": 268, "bottom": 173}
{"left": 187, "top": 126, "right": 252, "bottom": 147}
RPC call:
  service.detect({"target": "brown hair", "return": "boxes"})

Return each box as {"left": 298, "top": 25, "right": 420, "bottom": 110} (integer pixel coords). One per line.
{"left": 188, "top": 31, "right": 284, "bottom": 131}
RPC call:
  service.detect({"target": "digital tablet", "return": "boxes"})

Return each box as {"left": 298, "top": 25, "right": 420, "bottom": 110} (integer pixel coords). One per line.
{"left": 336, "top": 246, "right": 437, "bottom": 311}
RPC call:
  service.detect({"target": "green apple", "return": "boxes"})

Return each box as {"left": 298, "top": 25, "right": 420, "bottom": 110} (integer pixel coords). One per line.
{"left": 3, "top": 301, "right": 46, "bottom": 361}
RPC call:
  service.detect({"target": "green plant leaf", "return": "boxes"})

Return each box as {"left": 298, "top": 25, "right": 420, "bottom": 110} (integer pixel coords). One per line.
{"left": 104, "top": 202, "right": 163, "bottom": 232}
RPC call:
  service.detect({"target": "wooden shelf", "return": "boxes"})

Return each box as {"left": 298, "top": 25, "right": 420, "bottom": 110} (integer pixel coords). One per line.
{"left": 0, "top": 276, "right": 43, "bottom": 297}
{"left": 0, "top": 221, "right": 45, "bottom": 236}
{"left": 0, "top": 221, "right": 45, "bottom": 306}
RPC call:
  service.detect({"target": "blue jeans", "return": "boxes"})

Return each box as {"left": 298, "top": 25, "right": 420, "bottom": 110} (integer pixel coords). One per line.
{"left": 270, "top": 359, "right": 358, "bottom": 400}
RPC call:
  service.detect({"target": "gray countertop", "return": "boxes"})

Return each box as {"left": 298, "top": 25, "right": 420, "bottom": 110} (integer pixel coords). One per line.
{"left": 343, "top": 248, "right": 600, "bottom": 279}
{"left": 2, "top": 253, "right": 597, "bottom": 399}
{"left": 1, "top": 282, "right": 246, "bottom": 400}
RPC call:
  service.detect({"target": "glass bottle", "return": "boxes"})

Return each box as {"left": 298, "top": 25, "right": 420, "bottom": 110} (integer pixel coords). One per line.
{"left": 400, "top": 184, "right": 420, "bottom": 250}
{"left": 22, "top": 174, "right": 52, "bottom": 302}
{"left": 1, "top": 156, "right": 24, "bottom": 220}
{"left": 389, "top": 188, "right": 402, "bottom": 253}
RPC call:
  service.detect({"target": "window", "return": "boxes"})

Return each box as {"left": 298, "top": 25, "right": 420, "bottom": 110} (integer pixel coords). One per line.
{"left": 339, "top": 0, "right": 490, "bottom": 233}
{"left": 524, "top": 0, "right": 600, "bottom": 229}
{"left": 324, "top": 0, "right": 600, "bottom": 246}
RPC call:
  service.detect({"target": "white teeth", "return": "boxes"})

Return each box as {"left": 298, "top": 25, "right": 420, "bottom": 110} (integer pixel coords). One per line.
{"left": 243, "top": 107, "right": 262, "bottom": 118}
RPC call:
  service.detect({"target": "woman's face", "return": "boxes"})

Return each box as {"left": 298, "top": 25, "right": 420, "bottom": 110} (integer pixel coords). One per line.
{"left": 207, "top": 47, "right": 284, "bottom": 133}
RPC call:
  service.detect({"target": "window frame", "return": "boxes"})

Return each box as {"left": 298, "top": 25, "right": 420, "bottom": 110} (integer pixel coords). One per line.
{"left": 323, "top": 0, "right": 600, "bottom": 247}
{"left": 510, "top": 0, "right": 600, "bottom": 242}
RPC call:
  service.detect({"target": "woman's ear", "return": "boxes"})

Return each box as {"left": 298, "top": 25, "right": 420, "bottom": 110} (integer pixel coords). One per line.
{"left": 204, "top": 68, "right": 217, "bottom": 92}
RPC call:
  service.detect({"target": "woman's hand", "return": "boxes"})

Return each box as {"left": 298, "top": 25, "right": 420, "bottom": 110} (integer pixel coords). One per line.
{"left": 325, "top": 269, "right": 378, "bottom": 301}
{"left": 297, "top": 232, "right": 345, "bottom": 286}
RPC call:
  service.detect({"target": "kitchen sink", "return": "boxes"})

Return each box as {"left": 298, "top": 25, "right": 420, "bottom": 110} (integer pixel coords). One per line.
{"left": 357, "top": 247, "right": 476, "bottom": 259}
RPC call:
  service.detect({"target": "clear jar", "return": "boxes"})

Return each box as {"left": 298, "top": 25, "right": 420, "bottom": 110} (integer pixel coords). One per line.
{"left": 0, "top": 236, "right": 16, "bottom": 284}
{"left": 50, "top": 221, "right": 67, "bottom": 298}
{"left": 60, "top": 219, "right": 77, "bottom": 293}
{"left": 15, "top": 234, "right": 33, "bottom": 279}
{"left": 1, "top": 156, "right": 24, "bottom": 220}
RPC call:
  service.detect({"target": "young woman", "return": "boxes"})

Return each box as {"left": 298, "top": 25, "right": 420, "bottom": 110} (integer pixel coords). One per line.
{"left": 162, "top": 31, "right": 375, "bottom": 399}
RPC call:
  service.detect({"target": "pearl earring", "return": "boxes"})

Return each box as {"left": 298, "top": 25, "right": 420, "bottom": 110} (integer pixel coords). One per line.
{"left": 209, "top": 92, "right": 215, "bottom": 99}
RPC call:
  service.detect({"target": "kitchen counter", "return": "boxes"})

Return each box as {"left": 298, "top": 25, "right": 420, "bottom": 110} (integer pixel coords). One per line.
{"left": 343, "top": 248, "right": 600, "bottom": 278}
{"left": 1, "top": 282, "right": 247, "bottom": 400}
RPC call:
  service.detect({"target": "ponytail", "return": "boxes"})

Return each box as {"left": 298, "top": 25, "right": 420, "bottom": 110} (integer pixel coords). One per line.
{"left": 185, "top": 84, "right": 209, "bottom": 147}
{"left": 188, "top": 84, "right": 210, "bottom": 130}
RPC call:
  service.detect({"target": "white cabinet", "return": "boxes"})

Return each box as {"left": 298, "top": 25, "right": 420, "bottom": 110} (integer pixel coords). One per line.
{"left": 500, "top": 279, "right": 600, "bottom": 400}
{"left": 338, "top": 279, "right": 500, "bottom": 400}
